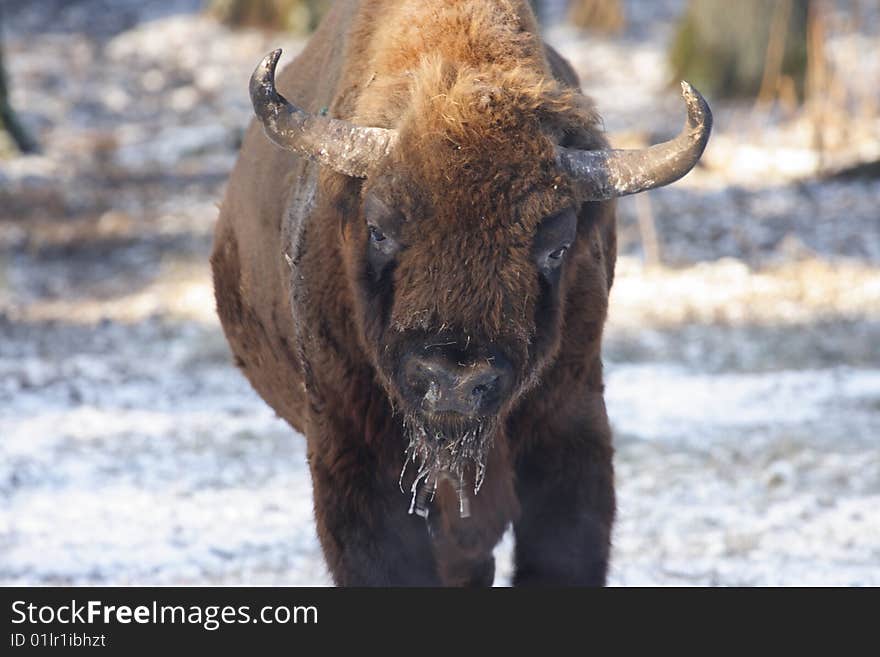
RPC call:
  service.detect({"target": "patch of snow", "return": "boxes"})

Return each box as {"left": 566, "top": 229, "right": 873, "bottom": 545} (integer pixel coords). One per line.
{"left": 605, "top": 364, "right": 880, "bottom": 444}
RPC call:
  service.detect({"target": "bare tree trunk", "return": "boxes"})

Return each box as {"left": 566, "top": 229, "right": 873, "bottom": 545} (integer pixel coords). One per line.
{"left": 634, "top": 193, "right": 662, "bottom": 267}
{"left": 669, "top": 0, "right": 810, "bottom": 100}
{"left": 567, "top": 0, "right": 625, "bottom": 33}
{"left": 0, "top": 9, "right": 38, "bottom": 154}
{"left": 531, "top": 0, "right": 624, "bottom": 31}
{"left": 208, "top": 0, "right": 330, "bottom": 32}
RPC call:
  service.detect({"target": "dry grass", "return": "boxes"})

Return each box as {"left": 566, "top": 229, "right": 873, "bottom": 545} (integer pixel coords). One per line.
{"left": 609, "top": 255, "right": 880, "bottom": 329}
{"left": 10, "top": 257, "right": 216, "bottom": 325}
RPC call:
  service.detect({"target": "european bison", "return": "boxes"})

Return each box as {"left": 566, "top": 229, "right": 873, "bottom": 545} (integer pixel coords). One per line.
{"left": 212, "top": 0, "right": 711, "bottom": 586}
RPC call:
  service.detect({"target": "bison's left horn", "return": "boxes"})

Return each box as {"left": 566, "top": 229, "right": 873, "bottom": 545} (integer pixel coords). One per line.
{"left": 557, "top": 81, "right": 712, "bottom": 200}
{"left": 250, "top": 49, "right": 397, "bottom": 178}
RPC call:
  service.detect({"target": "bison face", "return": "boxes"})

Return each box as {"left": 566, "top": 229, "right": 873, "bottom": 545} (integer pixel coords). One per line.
{"left": 338, "top": 103, "right": 591, "bottom": 476}
{"left": 340, "top": 155, "right": 586, "bottom": 495}
{"left": 352, "top": 186, "right": 579, "bottom": 425}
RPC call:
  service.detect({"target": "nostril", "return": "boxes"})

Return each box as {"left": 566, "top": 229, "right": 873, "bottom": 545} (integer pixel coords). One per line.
{"left": 403, "top": 350, "right": 511, "bottom": 416}
{"left": 469, "top": 375, "right": 499, "bottom": 401}
{"left": 424, "top": 380, "right": 442, "bottom": 405}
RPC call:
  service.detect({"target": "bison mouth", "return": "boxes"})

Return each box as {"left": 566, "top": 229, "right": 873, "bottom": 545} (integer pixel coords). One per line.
{"left": 398, "top": 411, "right": 497, "bottom": 519}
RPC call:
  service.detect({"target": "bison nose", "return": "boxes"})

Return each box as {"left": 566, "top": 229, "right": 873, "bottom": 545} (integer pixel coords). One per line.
{"left": 403, "top": 354, "right": 512, "bottom": 417}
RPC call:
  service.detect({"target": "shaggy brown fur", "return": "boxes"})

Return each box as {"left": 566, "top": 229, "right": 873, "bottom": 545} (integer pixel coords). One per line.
{"left": 212, "top": 0, "right": 617, "bottom": 586}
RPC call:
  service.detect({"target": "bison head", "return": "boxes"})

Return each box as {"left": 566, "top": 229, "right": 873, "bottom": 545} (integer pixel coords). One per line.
{"left": 250, "top": 50, "right": 711, "bottom": 501}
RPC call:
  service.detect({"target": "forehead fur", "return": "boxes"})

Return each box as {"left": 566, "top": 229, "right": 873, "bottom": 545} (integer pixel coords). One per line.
{"left": 352, "top": 0, "right": 601, "bottom": 161}
{"left": 404, "top": 56, "right": 594, "bottom": 145}
{"left": 350, "top": 1, "right": 602, "bottom": 229}
{"left": 395, "top": 58, "right": 594, "bottom": 222}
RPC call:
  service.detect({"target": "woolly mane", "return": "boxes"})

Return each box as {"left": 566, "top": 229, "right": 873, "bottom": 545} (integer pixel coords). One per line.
{"left": 350, "top": 0, "right": 601, "bottom": 150}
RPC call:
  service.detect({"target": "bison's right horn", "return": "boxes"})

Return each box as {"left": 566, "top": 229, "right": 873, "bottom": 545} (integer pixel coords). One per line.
{"left": 557, "top": 81, "right": 713, "bottom": 200}
{"left": 250, "top": 49, "right": 397, "bottom": 178}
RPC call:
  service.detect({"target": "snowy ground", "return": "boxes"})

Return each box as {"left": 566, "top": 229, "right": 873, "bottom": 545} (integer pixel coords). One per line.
{"left": 1, "top": 1, "right": 878, "bottom": 586}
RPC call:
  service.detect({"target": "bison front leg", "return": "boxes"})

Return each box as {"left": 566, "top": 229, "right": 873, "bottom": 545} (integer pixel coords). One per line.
{"left": 510, "top": 399, "right": 615, "bottom": 587}
{"left": 307, "top": 436, "right": 441, "bottom": 586}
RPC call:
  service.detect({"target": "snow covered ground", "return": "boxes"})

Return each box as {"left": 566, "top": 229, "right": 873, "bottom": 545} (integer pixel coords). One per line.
{"left": 2, "top": 316, "right": 878, "bottom": 586}
{"left": 1, "top": 1, "right": 878, "bottom": 586}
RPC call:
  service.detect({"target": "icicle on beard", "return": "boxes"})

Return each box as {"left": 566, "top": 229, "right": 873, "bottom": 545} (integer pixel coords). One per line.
{"left": 399, "top": 412, "right": 495, "bottom": 519}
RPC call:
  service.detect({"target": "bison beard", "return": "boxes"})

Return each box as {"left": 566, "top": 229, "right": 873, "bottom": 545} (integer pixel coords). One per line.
{"left": 399, "top": 413, "right": 495, "bottom": 518}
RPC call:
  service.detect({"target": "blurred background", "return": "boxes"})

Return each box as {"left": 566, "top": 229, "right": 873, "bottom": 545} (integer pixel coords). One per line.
{"left": 1, "top": 0, "right": 878, "bottom": 585}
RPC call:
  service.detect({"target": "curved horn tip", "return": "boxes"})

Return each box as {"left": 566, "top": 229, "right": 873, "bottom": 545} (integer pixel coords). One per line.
{"left": 679, "top": 80, "right": 712, "bottom": 125}
{"left": 264, "top": 48, "right": 283, "bottom": 71}
{"left": 251, "top": 49, "right": 286, "bottom": 116}
{"left": 253, "top": 49, "right": 283, "bottom": 85}
{"left": 680, "top": 80, "right": 697, "bottom": 97}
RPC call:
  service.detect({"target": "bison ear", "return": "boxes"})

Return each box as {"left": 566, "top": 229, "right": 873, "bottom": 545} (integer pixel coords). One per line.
{"left": 250, "top": 50, "right": 399, "bottom": 178}
{"left": 557, "top": 81, "right": 712, "bottom": 200}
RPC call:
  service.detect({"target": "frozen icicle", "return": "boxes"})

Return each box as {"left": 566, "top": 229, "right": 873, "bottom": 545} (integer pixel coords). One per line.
{"left": 453, "top": 473, "right": 471, "bottom": 519}
{"left": 413, "top": 478, "right": 433, "bottom": 519}
{"left": 399, "top": 412, "right": 497, "bottom": 517}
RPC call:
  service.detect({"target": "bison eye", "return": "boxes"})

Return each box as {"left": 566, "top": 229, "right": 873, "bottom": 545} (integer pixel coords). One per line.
{"left": 548, "top": 246, "right": 569, "bottom": 262}
{"left": 367, "top": 223, "right": 399, "bottom": 255}
{"left": 534, "top": 208, "right": 577, "bottom": 278}
{"left": 365, "top": 221, "right": 401, "bottom": 281}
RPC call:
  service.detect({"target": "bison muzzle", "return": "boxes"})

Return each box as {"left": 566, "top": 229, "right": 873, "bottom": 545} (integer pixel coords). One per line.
{"left": 212, "top": 0, "right": 711, "bottom": 586}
